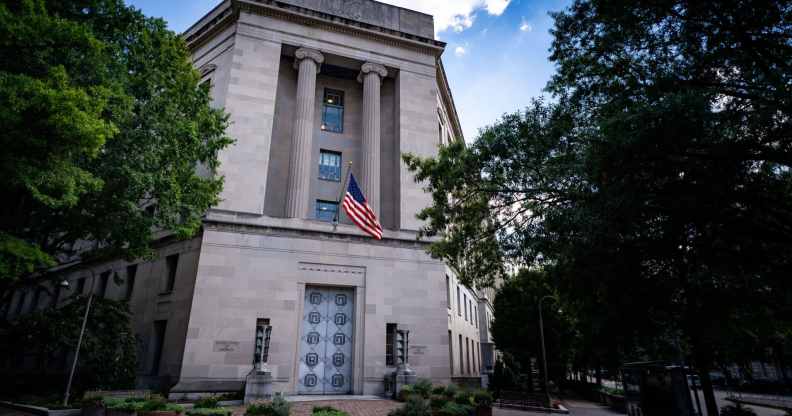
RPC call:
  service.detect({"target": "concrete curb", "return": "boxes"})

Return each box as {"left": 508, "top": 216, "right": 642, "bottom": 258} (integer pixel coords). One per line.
{"left": 0, "top": 401, "right": 81, "bottom": 416}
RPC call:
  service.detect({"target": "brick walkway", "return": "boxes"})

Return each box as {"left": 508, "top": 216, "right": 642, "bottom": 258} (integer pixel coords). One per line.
{"left": 232, "top": 399, "right": 402, "bottom": 416}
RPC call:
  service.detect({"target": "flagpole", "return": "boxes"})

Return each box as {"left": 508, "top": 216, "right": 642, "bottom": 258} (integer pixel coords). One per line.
{"left": 333, "top": 162, "right": 353, "bottom": 230}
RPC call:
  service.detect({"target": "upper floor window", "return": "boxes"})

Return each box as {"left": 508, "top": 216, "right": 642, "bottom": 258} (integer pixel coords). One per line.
{"left": 316, "top": 200, "right": 338, "bottom": 222}
{"left": 164, "top": 254, "right": 178, "bottom": 293}
{"left": 319, "top": 150, "right": 342, "bottom": 181}
{"left": 321, "top": 89, "right": 344, "bottom": 133}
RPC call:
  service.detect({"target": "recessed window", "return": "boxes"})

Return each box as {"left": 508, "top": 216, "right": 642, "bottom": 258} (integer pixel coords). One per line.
{"left": 125, "top": 265, "right": 138, "bottom": 300}
{"left": 386, "top": 323, "right": 397, "bottom": 366}
{"left": 254, "top": 318, "right": 272, "bottom": 365}
{"left": 164, "top": 254, "right": 178, "bottom": 293}
{"left": 315, "top": 200, "right": 338, "bottom": 222}
{"left": 319, "top": 150, "right": 342, "bottom": 181}
{"left": 321, "top": 89, "right": 344, "bottom": 133}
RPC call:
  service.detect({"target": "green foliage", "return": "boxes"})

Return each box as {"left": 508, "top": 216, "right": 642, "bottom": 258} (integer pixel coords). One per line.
{"left": 0, "top": 0, "right": 231, "bottom": 308}
{"left": 443, "top": 384, "right": 459, "bottom": 399}
{"left": 245, "top": 397, "right": 290, "bottom": 416}
{"left": 139, "top": 396, "right": 183, "bottom": 413}
{"left": 104, "top": 398, "right": 147, "bottom": 413}
{"left": 429, "top": 395, "right": 448, "bottom": 410}
{"left": 720, "top": 405, "right": 757, "bottom": 416}
{"left": 432, "top": 386, "right": 447, "bottom": 395}
{"left": 387, "top": 395, "right": 431, "bottom": 416}
{"left": 186, "top": 408, "right": 232, "bottom": 416}
{"left": 398, "top": 385, "right": 414, "bottom": 402}
{"left": 453, "top": 391, "right": 472, "bottom": 406}
{"left": 412, "top": 379, "right": 433, "bottom": 398}
{"left": 194, "top": 396, "right": 220, "bottom": 409}
{"left": 471, "top": 390, "right": 493, "bottom": 408}
{"left": 597, "top": 386, "right": 624, "bottom": 397}
{"left": 311, "top": 406, "right": 348, "bottom": 416}
{"left": 437, "top": 402, "right": 472, "bottom": 416}
{"left": 0, "top": 296, "right": 136, "bottom": 394}
{"left": 404, "top": 0, "right": 792, "bottom": 414}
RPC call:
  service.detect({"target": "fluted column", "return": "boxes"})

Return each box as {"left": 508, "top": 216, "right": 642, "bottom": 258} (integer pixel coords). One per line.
{"left": 285, "top": 48, "right": 324, "bottom": 218}
{"left": 358, "top": 62, "right": 388, "bottom": 218}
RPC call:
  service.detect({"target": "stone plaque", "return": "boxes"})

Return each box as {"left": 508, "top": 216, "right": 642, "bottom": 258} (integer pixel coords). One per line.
{"left": 410, "top": 345, "right": 427, "bottom": 355}
{"left": 213, "top": 340, "right": 240, "bottom": 352}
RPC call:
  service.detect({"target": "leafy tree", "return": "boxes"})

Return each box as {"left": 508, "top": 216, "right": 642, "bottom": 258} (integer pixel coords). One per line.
{"left": 0, "top": 296, "right": 137, "bottom": 395}
{"left": 0, "top": 0, "right": 231, "bottom": 309}
{"left": 406, "top": 1, "right": 792, "bottom": 414}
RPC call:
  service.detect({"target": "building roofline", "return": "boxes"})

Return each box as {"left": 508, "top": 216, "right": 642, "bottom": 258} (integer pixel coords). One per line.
{"left": 183, "top": 0, "right": 446, "bottom": 57}
{"left": 437, "top": 58, "right": 464, "bottom": 143}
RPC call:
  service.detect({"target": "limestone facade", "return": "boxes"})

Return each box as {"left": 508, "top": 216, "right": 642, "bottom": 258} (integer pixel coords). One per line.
{"left": 2, "top": 0, "right": 493, "bottom": 396}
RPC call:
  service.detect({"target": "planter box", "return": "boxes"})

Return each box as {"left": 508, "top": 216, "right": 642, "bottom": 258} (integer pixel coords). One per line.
{"left": 476, "top": 406, "right": 492, "bottom": 416}
{"left": 82, "top": 405, "right": 105, "bottom": 416}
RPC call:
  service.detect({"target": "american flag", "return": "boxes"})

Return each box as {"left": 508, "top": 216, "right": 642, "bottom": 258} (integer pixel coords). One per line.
{"left": 342, "top": 174, "right": 382, "bottom": 239}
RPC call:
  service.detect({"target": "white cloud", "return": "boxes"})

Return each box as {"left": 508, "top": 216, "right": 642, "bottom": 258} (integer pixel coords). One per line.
{"left": 519, "top": 18, "right": 533, "bottom": 32}
{"left": 454, "top": 46, "right": 467, "bottom": 57}
{"left": 379, "top": 0, "right": 513, "bottom": 36}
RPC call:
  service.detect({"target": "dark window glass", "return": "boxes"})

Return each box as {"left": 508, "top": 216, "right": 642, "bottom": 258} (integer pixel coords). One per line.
{"left": 30, "top": 288, "right": 41, "bottom": 313}
{"left": 254, "top": 318, "right": 272, "bottom": 364}
{"left": 126, "top": 265, "right": 137, "bottom": 300}
{"left": 457, "top": 286, "right": 461, "bottom": 316}
{"left": 445, "top": 275, "right": 451, "bottom": 309}
{"left": 16, "top": 291, "right": 27, "bottom": 315}
{"left": 76, "top": 278, "right": 86, "bottom": 295}
{"left": 319, "top": 150, "right": 342, "bottom": 181}
{"left": 151, "top": 320, "right": 167, "bottom": 375}
{"left": 98, "top": 270, "right": 110, "bottom": 298}
{"left": 321, "top": 89, "right": 344, "bottom": 133}
{"left": 315, "top": 200, "right": 338, "bottom": 222}
{"left": 164, "top": 254, "right": 178, "bottom": 293}
{"left": 458, "top": 334, "right": 464, "bottom": 374}
{"left": 448, "top": 330, "right": 454, "bottom": 374}
{"left": 386, "top": 323, "right": 397, "bottom": 366}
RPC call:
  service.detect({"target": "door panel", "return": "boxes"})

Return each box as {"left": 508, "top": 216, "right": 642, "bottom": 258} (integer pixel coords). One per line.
{"left": 297, "top": 287, "right": 354, "bottom": 394}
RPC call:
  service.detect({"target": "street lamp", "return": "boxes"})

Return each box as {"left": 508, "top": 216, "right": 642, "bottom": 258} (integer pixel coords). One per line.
{"left": 538, "top": 295, "right": 560, "bottom": 405}
{"left": 63, "top": 269, "right": 99, "bottom": 407}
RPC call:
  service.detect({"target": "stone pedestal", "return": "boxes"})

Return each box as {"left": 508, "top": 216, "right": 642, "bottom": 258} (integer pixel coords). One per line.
{"left": 393, "top": 363, "right": 417, "bottom": 398}
{"left": 244, "top": 369, "right": 273, "bottom": 404}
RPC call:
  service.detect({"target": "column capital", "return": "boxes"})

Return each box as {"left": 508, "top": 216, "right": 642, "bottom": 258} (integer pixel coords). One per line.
{"left": 357, "top": 62, "right": 388, "bottom": 83}
{"left": 294, "top": 47, "right": 324, "bottom": 68}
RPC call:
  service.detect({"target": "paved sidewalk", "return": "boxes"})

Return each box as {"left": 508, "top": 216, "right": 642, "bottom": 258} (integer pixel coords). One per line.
{"left": 494, "top": 399, "right": 622, "bottom": 416}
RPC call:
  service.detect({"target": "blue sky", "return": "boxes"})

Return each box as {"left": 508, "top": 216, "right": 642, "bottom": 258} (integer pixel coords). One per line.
{"left": 126, "top": 0, "right": 571, "bottom": 141}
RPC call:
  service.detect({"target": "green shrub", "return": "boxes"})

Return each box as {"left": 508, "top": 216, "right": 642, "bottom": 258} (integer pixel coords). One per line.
{"left": 104, "top": 397, "right": 149, "bottom": 413}
{"left": 443, "top": 384, "right": 459, "bottom": 399}
{"left": 194, "top": 396, "right": 220, "bottom": 409}
{"left": 312, "top": 406, "right": 348, "bottom": 416}
{"left": 413, "top": 379, "right": 433, "bottom": 398}
{"left": 398, "top": 385, "right": 415, "bottom": 402}
{"left": 429, "top": 395, "right": 448, "bottom": 410}
{"left": 453, "top": 391, "right": 472, "bottom": 406}
{"left": 471, "top": 390, "right": 493, "bottom": 407}
{"left": 245, "top": 397, "right": 290, "bottom": 416}
{"left": 138, "top": 398, "right": 184, "bottom": 413}
{"left": 432, "top": 386, "right": 446, "bottom": 395}
{"left": 721, "top": 405, "right": 757, "bottom": 416}
{"left": 388, "top": 396, "right": 431, "bottom": 416}
{"left": 186, "top": 408, "right": 231, "bottom": 416}
{"left": 438, "top": 402, "right": 472, "bottom": 416}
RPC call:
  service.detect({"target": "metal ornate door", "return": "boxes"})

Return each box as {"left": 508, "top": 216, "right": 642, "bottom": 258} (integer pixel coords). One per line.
{"left": 298, "top": 286, "right": 354, "bottom": 394}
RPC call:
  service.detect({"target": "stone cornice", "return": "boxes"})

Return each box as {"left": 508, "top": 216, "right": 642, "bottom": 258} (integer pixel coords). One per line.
{"left": 184, "top": 0, "right": 446, "bottom": 57}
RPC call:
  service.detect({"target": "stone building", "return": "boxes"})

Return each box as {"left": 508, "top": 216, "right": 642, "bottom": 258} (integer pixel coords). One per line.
{"left": 2, "top": 0, "right": 495, "bottom": 396}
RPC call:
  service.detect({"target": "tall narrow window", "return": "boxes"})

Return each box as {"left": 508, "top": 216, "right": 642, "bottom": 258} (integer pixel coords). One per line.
{"left": 51, "top": 285, "right": 61, "bottom": 308}
{"left": 466, "top": 337, "right": 471, "bottom": 375}
{"left": 321, "top": 89, "right": 344, "bottom": 133}
{"left": 386, "top": 323, "right": 397, "bottom": 366}
{"left": 98, "top": 270, "right": 110, "bottom": 298}
{"left": 458, "top": 334, "right": 464, "bottom": 375}
{"left": 253, "top": 318, "right": 272, "bottom": 365}
{"left": 76, "top": 278, "right": 86, "bottom": 295}
{"left": 319, "top": 150, "right": 342, "bottom": 181}
{"left": 15, "top": 291, "right": 27, "bottom": 315}
{"left": 456, "top": 287, "right": 461, "bottom": 316}
{"left": 445, "top": 275, "right": 451, "bottom": 309}
{"left": 125, "top": 265, "right": 138, "bottom": 300}
{"left": 474, "top": 306, "right": 478, "bottom": 328}
{"left": 315, "top": 200, "right": 338, "bottom": 222}
{"left": 30, "top": 288, "right": 42, "bottom": 313}
{"left": 463, "top": 294, "right": 468, "bottom": 322}
{"left": 151, "top": 320, "right": 167, "bottom": 375}
{"left": 448, "top": 330, "right": 454, "bottom": 375}
{"left": 164, "top": 254, "right": 179, "bottom": 293}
